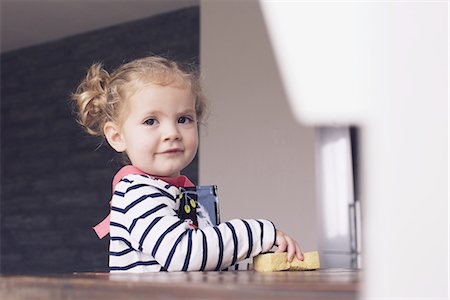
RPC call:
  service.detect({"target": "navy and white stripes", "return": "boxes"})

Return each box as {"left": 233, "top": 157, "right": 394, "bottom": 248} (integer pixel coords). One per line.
{"left": 109, "top": 174, "right": 277, "bottom": 272}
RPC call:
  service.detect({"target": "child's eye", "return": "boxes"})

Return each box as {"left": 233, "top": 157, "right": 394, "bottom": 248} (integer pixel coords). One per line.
{"left": 178, "top": 116, "right": 194, "bottom": 124}
{"left": 144, "top": 118, "right": 158, "bottom": 126}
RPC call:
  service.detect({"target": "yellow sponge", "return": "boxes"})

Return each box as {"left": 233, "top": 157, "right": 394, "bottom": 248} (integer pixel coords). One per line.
{"left": 253, "top": 251, "right": 320, "bottom": 272}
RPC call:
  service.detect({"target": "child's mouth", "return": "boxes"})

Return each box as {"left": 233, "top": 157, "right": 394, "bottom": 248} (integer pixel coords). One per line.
{"left": 159, "top": 149, "right": 183, "bottom": 155}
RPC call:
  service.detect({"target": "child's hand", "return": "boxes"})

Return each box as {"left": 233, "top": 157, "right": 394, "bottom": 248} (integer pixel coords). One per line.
{"left": 275, "top": 230, "right": 304, "bottom": 262}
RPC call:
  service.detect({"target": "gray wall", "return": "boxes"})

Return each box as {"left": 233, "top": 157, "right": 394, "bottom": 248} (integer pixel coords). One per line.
{"left": 200, "top": 1, "right": 319, "bottom": 252}
{"left": 1, "top": 7, "right": 199, "bottom": 274}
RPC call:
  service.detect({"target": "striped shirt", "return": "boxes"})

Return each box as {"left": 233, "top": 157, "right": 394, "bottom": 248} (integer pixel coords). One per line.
{"left": 109, "top": 174, "right": 277, "bottom": 272}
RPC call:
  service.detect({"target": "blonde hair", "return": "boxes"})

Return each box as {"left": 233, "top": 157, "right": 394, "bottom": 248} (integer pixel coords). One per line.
{"left": 72, "top": 56, "right": 207, "bottom": 137}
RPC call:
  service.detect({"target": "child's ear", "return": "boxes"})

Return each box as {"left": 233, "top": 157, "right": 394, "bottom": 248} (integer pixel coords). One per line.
{"left": 104, "top": 121, "right": 126, "bottom": 152}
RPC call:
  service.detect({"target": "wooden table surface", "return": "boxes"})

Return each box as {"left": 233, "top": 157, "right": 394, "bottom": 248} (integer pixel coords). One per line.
{"left": 0, "top": 269, "right": 360, "bottom": 300}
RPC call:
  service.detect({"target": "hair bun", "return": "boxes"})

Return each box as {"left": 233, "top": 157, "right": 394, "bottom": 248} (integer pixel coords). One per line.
{"left": 72, "top": 63, "right": 110, "bottom": 136}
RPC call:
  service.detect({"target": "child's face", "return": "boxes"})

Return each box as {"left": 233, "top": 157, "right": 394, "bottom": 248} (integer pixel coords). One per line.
{"left": 118, "top": 83, "right": 198, "bottom": 177}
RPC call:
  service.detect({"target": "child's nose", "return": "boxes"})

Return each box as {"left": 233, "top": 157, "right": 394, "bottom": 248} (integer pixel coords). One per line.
{"left": 162, "top": 123, "right": 182, "bottom": 141}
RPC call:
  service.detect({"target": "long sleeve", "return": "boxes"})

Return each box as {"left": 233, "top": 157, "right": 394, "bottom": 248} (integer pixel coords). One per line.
{"left": 109, "top": 174, "right": 276, "bottom": 272}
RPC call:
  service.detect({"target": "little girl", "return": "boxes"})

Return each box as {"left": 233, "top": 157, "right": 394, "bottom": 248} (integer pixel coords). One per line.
{"left": 72, "top": 56, "right": 303, "bottom": 272}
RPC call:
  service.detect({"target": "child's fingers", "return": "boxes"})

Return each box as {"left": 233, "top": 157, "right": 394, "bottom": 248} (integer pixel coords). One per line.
{"left": 295, "top": 243, "right": 304, "bottom": 261}
{"left": 285, "top": 235, "right": 296, "bottom": 262}
{"left": 275, "top": 230, "right": 304, "bottom": 262}
{"left": 275, "top": 231, "right": 288, "bottom": 253}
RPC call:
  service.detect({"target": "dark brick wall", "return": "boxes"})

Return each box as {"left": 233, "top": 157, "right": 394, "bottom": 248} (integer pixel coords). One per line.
{"left": 1, "top": 7, "right": 199, "bottom": 274}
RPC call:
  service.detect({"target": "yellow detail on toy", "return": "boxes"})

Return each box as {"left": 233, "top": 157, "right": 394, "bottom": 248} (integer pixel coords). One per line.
{"left": 190, "top": 199, "right": 197, "bottom": 208}
{"left": 184, "top": 204, "right": 191, "bottom": 214}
